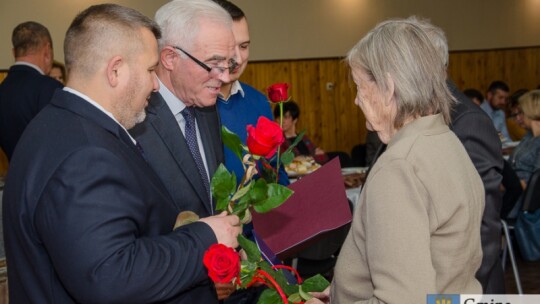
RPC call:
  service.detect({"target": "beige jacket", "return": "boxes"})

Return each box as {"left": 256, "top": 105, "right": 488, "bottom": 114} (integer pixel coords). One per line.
{"left": 332, "top": 114, "right": 484, "bottom": 304}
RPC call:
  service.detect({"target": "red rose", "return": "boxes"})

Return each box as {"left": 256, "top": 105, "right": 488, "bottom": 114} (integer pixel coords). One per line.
{"left": 267, "top": 83, "right": 289, "bottom": 103}
{"left": 203, "top": 244, "right": 240, "bottom": 283}
{"left": 246, "top": 116, "right": 285, "bottom": 158}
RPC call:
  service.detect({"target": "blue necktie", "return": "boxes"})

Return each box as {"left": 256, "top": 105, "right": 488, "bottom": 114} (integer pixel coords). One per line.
{"left": 181, "top": 107, "right": 211, "bottom": 204}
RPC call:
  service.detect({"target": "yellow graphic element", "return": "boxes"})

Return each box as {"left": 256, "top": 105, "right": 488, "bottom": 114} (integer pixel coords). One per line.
{"left": 435, "top": 297, "right": 452, "bottom": 304}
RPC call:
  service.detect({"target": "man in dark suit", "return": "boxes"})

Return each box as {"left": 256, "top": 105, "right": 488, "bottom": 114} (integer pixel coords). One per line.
{"left": 2, "top": 4, "right": 241, "bottom": 303}
{"left": 0, "top": 21, "right": 63, "bottom": 160}
{"left": 130, "top": 2, "right": 236, "bottom": 236}
{"left": 449, "top": 81, "right": 505, "bottom": 292}
{"left": 129, "top": 1, "right": 238, "bottom": 300}
{"left": 417, "top": 18, "right": 506, "bottom": 293}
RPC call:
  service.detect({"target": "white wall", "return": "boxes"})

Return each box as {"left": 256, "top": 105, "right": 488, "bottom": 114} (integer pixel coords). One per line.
{"left": 1, "top": 0, "right": 540, "bottom": 68}
{"left": 232, "top": 0, "right": 540, "bottom": 60}
{"left": 0, "top": 0, "right": 168, "bottom": 69}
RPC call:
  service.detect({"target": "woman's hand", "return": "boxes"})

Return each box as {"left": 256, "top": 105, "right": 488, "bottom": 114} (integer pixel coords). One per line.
{"left": 306, "top": 286, "right": 330, "bottom": 304}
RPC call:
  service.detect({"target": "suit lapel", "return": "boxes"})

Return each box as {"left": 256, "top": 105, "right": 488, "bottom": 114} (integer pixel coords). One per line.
{"left": 51, "top": 90, "right": 177, "bottom": 210}
{"left": 146, "top": 93, "right": 212, "bottom": 214}
{"left": 194, "top": 106, "right": 221, "bottom": 177}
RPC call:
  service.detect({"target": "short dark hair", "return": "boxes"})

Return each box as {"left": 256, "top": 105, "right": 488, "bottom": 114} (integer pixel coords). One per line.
{"left": 274, "top": 100, "right": 300, "bottom": 120}
{"left": 64, "top": 3, "right": 161, "bottom": 75}
{"left": 487, "top": 80, "right": 509, "bottom": 94}
{"left": 12, "top": 21, "right": 52, "bottom": 57}
{"left": 463, "top": 88, "right": 484, "bottom": 102}
{"left": 509, "top": 88, "right": 529, "bottom": 107}
{"left": 211, "top": 0, "right": 245, "bottom": 21}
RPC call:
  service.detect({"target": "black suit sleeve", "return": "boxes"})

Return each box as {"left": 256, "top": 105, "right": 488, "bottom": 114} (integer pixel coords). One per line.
{"left": 451, "top": 107, "right": 504, "bottom": 292}
{"left": 34, "top": 147, "right": 216, "bottom": 303}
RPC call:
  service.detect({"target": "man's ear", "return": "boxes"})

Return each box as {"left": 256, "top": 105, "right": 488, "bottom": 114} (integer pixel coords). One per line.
{"left": 384, "top": 73, "right": 395, "bottom": 107}
{"left": 42, "top": 42, "right": 53, "bottom": 72}
{"left": 106, "top": 56, "right": 124, "bottom": 87}
{"left": 160, "top": 47, "right": 176, "bottom": 71}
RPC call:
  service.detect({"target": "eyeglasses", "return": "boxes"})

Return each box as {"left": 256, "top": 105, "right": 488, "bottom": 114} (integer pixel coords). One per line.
{"left": 510, "top": 110, "right": 524, "bottom": 119}
{"left": 172, "top": 46, "right": 237, "bottom": 77}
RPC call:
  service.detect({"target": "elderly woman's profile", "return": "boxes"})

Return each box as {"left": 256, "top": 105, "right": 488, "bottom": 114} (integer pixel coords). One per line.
{"left": 308, "top": 17, "right": 485, "bottom": 303}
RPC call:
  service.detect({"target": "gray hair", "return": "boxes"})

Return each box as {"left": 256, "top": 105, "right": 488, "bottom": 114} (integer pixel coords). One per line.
{"left": 346, "top": 17, "right": 455, "bottom": 127}
{"left": 64, "top": 3, "right": 161, "bottom": 77}
{"left": 409, "top": 16, "right": 449, "bottom": 67}
{"left": 155, "top": 0, "right": 232, "bottom": 52}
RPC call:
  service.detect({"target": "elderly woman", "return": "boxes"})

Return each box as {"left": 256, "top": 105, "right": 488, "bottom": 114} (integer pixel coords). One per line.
{"left": 309, "top": 17, "right": 484, "bottom": 303}
{"left": 510, "top": 90, "right": 540, "bottom": 188}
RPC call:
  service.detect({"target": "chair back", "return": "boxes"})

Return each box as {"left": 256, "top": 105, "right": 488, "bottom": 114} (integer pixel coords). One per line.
{"left": 350, "top": 144, "right": 367, "bottom": 167}
{"left": 326, "top": 151, "right": 351, "bottom": 168}
{"left": 522, "top": 169, "right": 540, "bottom": 212}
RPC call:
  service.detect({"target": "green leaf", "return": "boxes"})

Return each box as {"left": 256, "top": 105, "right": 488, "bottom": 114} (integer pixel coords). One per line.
{"left": 210, "top": 164, "right": 236, "bottom": 211}
{"left": 288, "top": 292, "right": 303, "bottom": 303}
{"left": 253, "top": 184, "right": 294, "bottom": 213}
{"left": 298, "top": 285, "right": 313, "bottom": 300}
{"left": 222, "top": 126, "right": 244, "bottom": 161}
{"left": 238, "top": 234, "right": 262, "bottom": 262}
{"left": 280, "top": 150, "right": 295, "bottom": 165}
{"left": 233, "top": 179, "right": 268, "bottom": 215}
{"left": 299, "top": 274, "right": 330, "bottom": 293}
{"left": 284, "top": 129, "right": 306, "bottom": 154}
{"left": 231, "top": 181, "right": 253, "bottom": 201}
{"left": 239, "top": 260, "right": 258, "bottom": 287}
{"left": 250, "top": 178, "right": 269, "bottom": 202}
{"left": 232, "top": 196, "right": 250, "bottom": 215}
{"left": 257, "top": 289, "right": 282, "bottom": 304}
{"left": 259, "top": 262, "right": 297, "bottom": 296}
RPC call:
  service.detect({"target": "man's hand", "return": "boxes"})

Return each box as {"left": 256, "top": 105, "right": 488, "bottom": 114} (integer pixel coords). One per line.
{"left": 215, "top": 282, "right": 236, "bottom": 300}
{"left": 199, "top": 212, "right": 241, "bottom": 248}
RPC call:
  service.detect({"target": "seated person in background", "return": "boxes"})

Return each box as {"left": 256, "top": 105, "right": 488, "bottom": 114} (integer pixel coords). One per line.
{"left": 507, "top": 89, "right": 529, "bottom": 141}
{"left": 274, "top": 100, "right": 328, "bottom": 165}
{"left": 480, "top": 80, "right": 512, "bottom": 143}
{"left": 509, "top": 89, "right": 540, "bottom": 189}
{"left": 500, "top": 159, "right": 523, "bottom": 219}
{"left": 463, "top": 88, "right": 484, "bottom": 106}
{"left": 48, "top": 60, "right": 66, "bottom": 84}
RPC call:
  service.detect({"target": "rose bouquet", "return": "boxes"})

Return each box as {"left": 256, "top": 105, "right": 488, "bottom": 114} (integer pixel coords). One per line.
{"left": 210, "top": 83, "right": 306, "bottom": 223}
{"left": 177, "top": 83, "right": 329, "bottom": 303}
{"left": 204, "top": 234, "right": 330, "bottom": 304}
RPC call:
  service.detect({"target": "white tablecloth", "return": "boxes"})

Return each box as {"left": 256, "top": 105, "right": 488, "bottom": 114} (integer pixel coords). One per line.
{"left": 346, "top": 186, "right": 362, "bottom": 209}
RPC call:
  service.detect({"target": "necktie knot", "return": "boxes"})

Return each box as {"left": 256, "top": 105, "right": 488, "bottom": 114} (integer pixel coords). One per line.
{"left": 181, "top": 107, "right": 195, "bottom": 123}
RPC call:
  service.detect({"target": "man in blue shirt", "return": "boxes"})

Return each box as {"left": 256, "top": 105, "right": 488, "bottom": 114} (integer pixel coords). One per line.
{"left": 214, "top": 1, "right": 277, "bottom": 182}
{"left": 213, "top": 1, "right": 288, "bottom": 303}
{"left": 480, "top": 80, "right": 511, "bottom": 142}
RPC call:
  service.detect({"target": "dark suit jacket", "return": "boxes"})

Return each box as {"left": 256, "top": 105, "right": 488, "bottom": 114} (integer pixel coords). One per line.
{"left": 0, "top": 64, "right": 63, "bottom": 159}
{"left": 3, "top": 89, "right": 219, "bottom": 303}
{"left": 130, "top": 92, "right": 223, "bottom": 217}
{"left": 449, "top": 80, "right": 505, "bottom": 293}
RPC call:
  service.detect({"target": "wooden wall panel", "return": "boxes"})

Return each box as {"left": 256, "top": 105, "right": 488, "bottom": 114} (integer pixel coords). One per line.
{"left": 241, "top": 59, "right": 362, "bottom": 155}
{"left": 242, "top": 46, "right": 540, "bottom": 157}
{"left": 448, "top": 47, "right": 540, "bottom": 92}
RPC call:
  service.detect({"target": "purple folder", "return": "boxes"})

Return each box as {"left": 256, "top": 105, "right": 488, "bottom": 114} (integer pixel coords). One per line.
{"left": 252, "top": 157, "right": 352, "bottom": 259}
